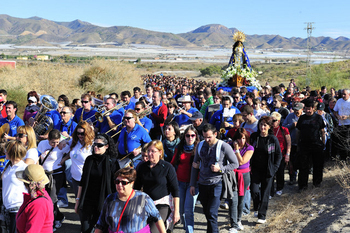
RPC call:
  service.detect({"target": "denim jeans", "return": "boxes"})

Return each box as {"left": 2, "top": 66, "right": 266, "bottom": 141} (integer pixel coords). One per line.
{"left": 198, "top": 182, "right": 222, "bottom": 233}
{"left": 57, "top": 159, "right": 72, "bottom": 204}
{"left": 178, "top": 181, "right": 198, "bottom": 233}
{"left": 228, "top": 190, "right": 238, "bottom": 229}
{"left": 238, "top": 172, "right": 250, "bottom": 221}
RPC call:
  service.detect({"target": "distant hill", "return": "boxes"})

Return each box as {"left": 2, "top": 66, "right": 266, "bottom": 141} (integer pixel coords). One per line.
{"left": 0, "top": 14, "right": 349, "bottom": 51}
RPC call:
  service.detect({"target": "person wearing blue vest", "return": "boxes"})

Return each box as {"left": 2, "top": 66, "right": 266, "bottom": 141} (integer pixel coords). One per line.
{"left": 190, "top": 124, "right": 239, "bottom": 233}
{"left": 72, "top": 93, "right": 97, "bottom": 124}
{"left": 134, "top": 101, "right": 152, "bottom": 132}
{"left": 1, "top": 101, "right": 25, "bottom": 141}
{"left": 55, "top": 106, "right": 77, "bottom": 138}
{"left": 95, "top": 97, "right": 123, "bottom": 136}
{"left": 121, "top": 91, "right": 135, "bottom": 110}
{"left": 117, "top": 110, "right": 151, "bottom": 168}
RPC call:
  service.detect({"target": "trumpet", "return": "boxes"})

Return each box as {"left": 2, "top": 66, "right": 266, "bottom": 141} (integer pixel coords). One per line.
{"left": 173, "top": 106, "right": 185, "bottom": 116}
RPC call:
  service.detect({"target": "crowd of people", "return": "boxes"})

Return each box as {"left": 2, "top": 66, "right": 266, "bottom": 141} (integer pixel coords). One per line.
{"left": 0, "top": 73, "right": 349, "bottom": 233}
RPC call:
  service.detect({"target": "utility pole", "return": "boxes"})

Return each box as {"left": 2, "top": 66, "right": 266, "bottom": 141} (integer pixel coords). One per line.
{"left": 304, "top": 22, "right": 315, "bottom": 73}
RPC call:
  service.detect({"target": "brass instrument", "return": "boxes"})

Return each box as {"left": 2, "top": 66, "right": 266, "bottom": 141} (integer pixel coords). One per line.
{"left": 85, "top": 101, "right": 127, "bottom": 124}
{"left": 117, "top": 146, "right": 142, "bottom": 168}
{"left": 107, "top": 105, "right": 151, "bottom": 137}
{"left": 33, "top": 95, "right": 58, "bottom": 138}
{"left": 105, "top": 122, "right": 124, "bottom": 135}
{"left": 80, "top": 108, "right": 84, "bottom": 123}
{"left": 137, "top": 105, "right": 153, "bottom": 119}
{"left": 219, "top": 117, "right": 227, "bottom": 139}
{"left": 95, "top": 102, "right": 126, "bottom": 123}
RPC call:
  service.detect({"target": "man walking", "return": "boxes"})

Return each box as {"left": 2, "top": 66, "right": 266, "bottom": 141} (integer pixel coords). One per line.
{"left": 190, "top": 124, "right": 239, "bottom": 233}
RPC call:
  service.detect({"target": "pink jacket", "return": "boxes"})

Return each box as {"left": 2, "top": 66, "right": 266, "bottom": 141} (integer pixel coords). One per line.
{"left": 16, "top": 190, "right": 54, "bottom": 233}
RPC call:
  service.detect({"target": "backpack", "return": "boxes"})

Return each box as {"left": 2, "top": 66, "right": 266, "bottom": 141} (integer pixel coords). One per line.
{"left": 197, "top": 140, "right": 223, "bottom": 168}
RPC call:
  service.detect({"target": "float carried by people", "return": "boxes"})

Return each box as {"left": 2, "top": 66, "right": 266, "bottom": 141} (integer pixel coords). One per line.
{"left": 218, "top": 31, "right": 262, "bottom": 92}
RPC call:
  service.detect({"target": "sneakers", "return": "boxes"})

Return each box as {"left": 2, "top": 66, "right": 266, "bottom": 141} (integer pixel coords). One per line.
{"left": 228, "top": 227, "right": 238, "bottom": 233}
{"left": 57, "top": 200, "right": 68, "bottom": 208}
{"left": 220, "top": 203, "right": 229, "bottom": 210}
{"left": 257, "top": 219, "right": 266, "bottom": 224}
{"left": 237, "top": 221, "right": 244, "bottom": 231}
{"left": 54, "top": 217, "right": 65, "bottom": 229}
{"left": 276, "top": 190, "right": 283, "bottom": 196}
{"left": 254, "top": 211, "right": 258, "bottom": 217}
{"left": 269, "top": 195, "right": 272, "bottom": 200}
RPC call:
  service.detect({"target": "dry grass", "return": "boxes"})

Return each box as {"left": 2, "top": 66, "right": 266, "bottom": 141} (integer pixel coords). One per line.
{"left": 0, "top": 59, "right": 143, "bottom": 115}
{"left": 262, "top": 162, "right": 347, "bottom": 233}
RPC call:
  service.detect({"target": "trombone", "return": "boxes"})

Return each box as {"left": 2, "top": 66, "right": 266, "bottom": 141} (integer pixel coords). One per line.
{"left": 108, "top": 105, "right": 153, "bottom": 138}
{"left": 85, "top": 101, "right": 127, "bottom": 124}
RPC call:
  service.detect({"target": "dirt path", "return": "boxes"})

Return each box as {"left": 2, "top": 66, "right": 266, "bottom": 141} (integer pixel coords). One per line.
{"left": 58, "top": 165, "right": 349, "bottom": 233}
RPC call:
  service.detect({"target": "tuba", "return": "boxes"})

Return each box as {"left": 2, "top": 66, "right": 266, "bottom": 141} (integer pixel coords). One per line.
{"left": 33, "top": 95, "right": 58, "bottom": 138}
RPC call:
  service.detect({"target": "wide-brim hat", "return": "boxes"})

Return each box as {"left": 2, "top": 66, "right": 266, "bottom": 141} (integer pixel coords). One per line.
{"left": 178, "top": 95, "right": 193, "bottom": 103}
{"left": 16, "top": 164, "right": 49, "bottom": 185}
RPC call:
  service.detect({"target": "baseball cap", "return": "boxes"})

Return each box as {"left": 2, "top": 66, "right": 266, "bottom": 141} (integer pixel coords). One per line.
{"left": 293, "top": 102, "right": 303, "bottom": 111}
{"left": 189, "top": 111, "right": 203, "bottom": 121}
{"left": 317, "top": 102, "right": 325, "bottom": 111}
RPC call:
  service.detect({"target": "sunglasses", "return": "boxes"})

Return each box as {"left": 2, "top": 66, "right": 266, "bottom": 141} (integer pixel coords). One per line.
{"left": 93, "top": 143, "right": 106, "bottom": 148}
{"left": 60, "top": 111, "right": 71, "bottom": 115}
{"left": 81, "top": 100, "right": 89, "bottom": 104}
{"left": 17, "top": 133, "right": 27, "bottom": 138}
{"left": 134, "top": 108, "right": 141, "bottom": 111}
{"left": 0, "top": 101, "right": 4, "bottom": 104}
{"left": 186, "top": 134, "right": 196, "bottom": 138}
{"left": 114, "top": 179, "right": 131, "bottom": 185}
{"left": 77, "top": 132, "right": 85, "bottom": 136}
{"left": 123, "top": 116, "right": 133, "bottom": 120}
{"left": 272, "top": 119, "right": 278, "bottom": 122}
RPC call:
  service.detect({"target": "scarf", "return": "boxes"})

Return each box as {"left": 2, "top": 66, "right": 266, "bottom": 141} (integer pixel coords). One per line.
{"left": 163, "top": 137, "right": 180, "bottom": 162}
{"left": 183, "top": 144, "right": 194, "bottom": 152}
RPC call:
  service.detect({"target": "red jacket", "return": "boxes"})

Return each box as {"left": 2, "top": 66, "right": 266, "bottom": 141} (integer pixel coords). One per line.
{"left": 16, "top": 190, "right": 54, "bottom": 233}
{"left": 150, "top": 103, "right": 167, "bottom": 137}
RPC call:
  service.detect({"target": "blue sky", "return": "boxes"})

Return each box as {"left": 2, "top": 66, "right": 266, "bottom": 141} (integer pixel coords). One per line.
{"left": 2, "top": 0, "right": 349, "bottom": 38}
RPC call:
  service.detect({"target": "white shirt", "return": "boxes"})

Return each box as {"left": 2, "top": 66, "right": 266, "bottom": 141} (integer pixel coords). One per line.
{"left": 70, "top": 141, "right": 92, "bottom": 181}
{"left": 23, "top": 148, "right": 39, "bottom": 164}
{"left": 130, "top": 96, "right": 140, "bottom": 104}
{"left": 38, "top": 140, "right": 70, "bottom": 172}
{"left": 334, "top": 98, "right": 350, "bottom": 126}
{"left": 2, "top": 160, "right": 28, "bottom": 209}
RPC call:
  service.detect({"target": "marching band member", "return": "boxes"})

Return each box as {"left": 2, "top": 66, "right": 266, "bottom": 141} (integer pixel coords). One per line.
{"left": 121, "top": 91, "right": 135, "bottom": 110}
{"left": 134, "top": 101, "right": 152, "bottom": 132}
{"left": 72, "top": 94, "right": 97, "bottom": 124}
{"left": 0, "top": 101, "right": 25, "bottom": 140}
{"left": 117, "top": 110, "right": 151, "bottom": 167}
{"left": 55, "top": 106, "right": 77, "bottom": 138}
{"left": 94, "top": 97, "right": 123, "bottom": 136}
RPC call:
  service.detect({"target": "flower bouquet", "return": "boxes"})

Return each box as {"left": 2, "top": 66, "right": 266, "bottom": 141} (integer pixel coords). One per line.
{"left": 219, "top": 66, "right": 262, "bottom": 90}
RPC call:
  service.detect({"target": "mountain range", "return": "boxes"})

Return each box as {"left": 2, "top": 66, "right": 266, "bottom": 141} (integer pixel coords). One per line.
{"left": 0, "top": 14, "right": 350, "bottom": 51}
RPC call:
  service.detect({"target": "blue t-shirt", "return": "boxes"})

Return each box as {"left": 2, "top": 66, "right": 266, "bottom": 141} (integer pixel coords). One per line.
{"left": 209, "top": 106, "right": 241, "bottom": 132}
{"left": 73, "top": 107, "right": 97, "bottom": 124}
{"left": 44, "top": 110, "right": 61, "bottom": 129}
{"left": 124, "top": 101, "right": 135, "bottom": 111}
{"left": 117, "top": 124, "right": 152, "bottom": 156}
{"left": 54, "top": 118, "right": 77, "bottom": 136}
{"left": 174, "top": 107, "right": 199, "bottom": 127}
{"left": 140, "top": 117, "right": 152, "bottom": 132}
{"left": 0, "top": 116, "right": 25, "bottom": 137}
{"left": 95, "top": 109, "right": 123, "bottom": 136}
